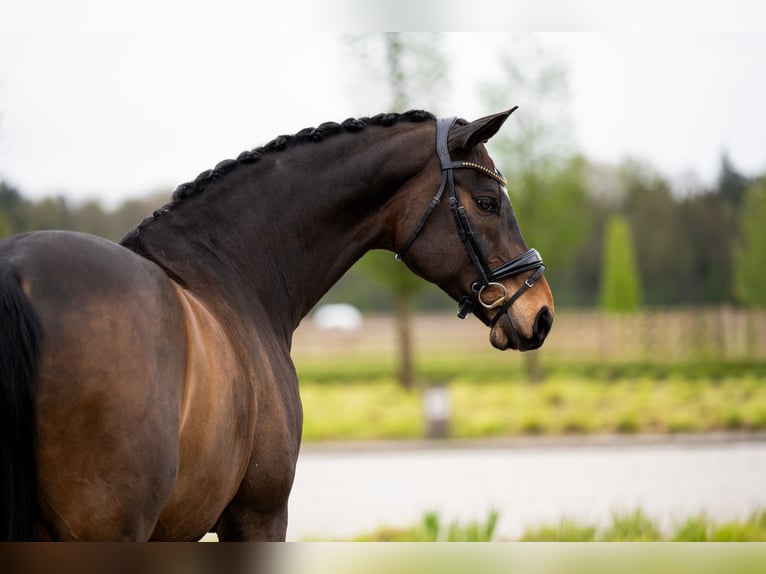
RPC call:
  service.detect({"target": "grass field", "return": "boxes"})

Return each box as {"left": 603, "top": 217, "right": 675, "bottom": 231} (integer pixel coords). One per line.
{"left": 333, "top": 507, "right": 766, "bottom": 542}
{"left": 297, "top": 354, "right": 766, "bottom": 442}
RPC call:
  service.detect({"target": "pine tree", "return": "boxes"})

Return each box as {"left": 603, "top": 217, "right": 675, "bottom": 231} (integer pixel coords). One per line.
{"left": 717, "top": 152, "right": 750, "bottom": 212}
{"left": 599, "top": 215, "right": 642, "bottom": 313}
{"left": 734, "top": 178, "right": 766, "bottom": 307}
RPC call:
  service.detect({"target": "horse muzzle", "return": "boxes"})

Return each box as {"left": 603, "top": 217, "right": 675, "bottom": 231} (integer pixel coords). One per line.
{"left": 490, "top": 304, "right": 554, "bottom": 351}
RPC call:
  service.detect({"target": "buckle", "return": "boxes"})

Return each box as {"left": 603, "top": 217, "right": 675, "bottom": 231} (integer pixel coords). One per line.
{"left": 457, "top": 295, "right": 474, "bottom": 319}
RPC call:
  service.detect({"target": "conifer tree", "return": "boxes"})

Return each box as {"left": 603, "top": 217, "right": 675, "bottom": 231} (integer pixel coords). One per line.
{"left": 734, "top": 179, "right": 766, "bottom": 307}
{"left": 599, "top": 215, "right": 642, "bottom": 313}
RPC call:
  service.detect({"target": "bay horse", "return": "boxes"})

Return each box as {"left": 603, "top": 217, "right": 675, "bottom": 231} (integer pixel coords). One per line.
{"left": 0, "top": 110, "right": 553, "bottom": 541}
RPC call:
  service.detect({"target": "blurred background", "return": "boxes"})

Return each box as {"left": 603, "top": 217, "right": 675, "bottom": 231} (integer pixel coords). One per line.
{"left": 2, "top": 2, "right": 766, "bottom": 542}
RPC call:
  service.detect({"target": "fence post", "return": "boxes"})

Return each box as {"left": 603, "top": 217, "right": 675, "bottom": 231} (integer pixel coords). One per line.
{"left": 423, "top": 382, "right": 451, "bottom": 439}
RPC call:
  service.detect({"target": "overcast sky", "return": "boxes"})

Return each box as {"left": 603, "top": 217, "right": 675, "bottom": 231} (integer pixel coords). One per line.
{"left": 1, "top": 1, "right": 765, "bottom": 206}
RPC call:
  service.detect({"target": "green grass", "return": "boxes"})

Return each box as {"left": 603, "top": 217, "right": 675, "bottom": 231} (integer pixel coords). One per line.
{"left": 349, "top": 510, "right": 500, "bottom": 542}
{"left": 297, "top": 359, "right": 766, "bottom": 441}
{"left": 300, "top": 380, "right": 424, "bottom": 441}
{"left": 519, "top": 518, "right": 598, "bottom": 542}
{"left": 295, "top": 354, "right": 766, "bottom": 386}
{"left": 329, "top": 508, "right": 766, "bottom": 542}
{"left": 600, "top": 508, "right": 662, "bottom": 541}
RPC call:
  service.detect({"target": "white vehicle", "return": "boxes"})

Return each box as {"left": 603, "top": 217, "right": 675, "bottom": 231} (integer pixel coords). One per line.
{"left": 312, "top": 303, "right": 363, "bottom": 332}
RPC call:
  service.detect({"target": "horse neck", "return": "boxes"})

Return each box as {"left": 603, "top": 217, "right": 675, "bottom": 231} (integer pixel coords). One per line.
{"left": 130, "top": 123, "right": 433, "bottom": 341}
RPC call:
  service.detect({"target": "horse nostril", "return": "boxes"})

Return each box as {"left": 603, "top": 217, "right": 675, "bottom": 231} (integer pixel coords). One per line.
{"left": 533, "top": 306, "right": 553, "bottom": 341}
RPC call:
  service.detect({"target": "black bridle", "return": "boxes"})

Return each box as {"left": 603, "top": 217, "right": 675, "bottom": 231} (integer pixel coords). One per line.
{"left": 395, "top": 116, "right": 546, "bottom": 328}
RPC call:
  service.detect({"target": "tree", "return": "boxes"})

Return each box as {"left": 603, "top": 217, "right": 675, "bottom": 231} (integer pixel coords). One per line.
{"left": 678, "top": 191, "right": 732, "bottom": 303}
{"left": 71, "top": 200, "right": 110, "bottom": 239}
{"left": 599, "top": 215, "right": 642, "bottom": 313}
{"left": 0, "top": 181, "right": 25, "bottom": 232}
{"left": 621, "top": 162, "right": 695, "bottom": 306}
{"left": 23, "top": 196, "right": 74, "bottom": 232}
{"left": 734, "top": 178, "right": 766, "bottom": 307}
{"left": 481, "top": 39, "right": 589, "bottom": 380}
{"left": 340, "top": 33, "right": 449, "bottom": 389}
{"left": 717, "top": 151, "right": 750, "bottom": 213}
{"left": 346, "top": 33, "right": 448, "bottom": 119}
{"left": 481, "top": 40, "right": 591, "bottom": 307}
{"left": 706, "top": 152, "right": 750, "bottom": 302}
{"left": 0, "top": 209, "right": 11, "bottom": 238}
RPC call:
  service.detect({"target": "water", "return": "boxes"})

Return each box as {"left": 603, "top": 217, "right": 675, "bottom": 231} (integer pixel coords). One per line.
{"left": 287, "top": 437, "right": 766, "bottom": 540}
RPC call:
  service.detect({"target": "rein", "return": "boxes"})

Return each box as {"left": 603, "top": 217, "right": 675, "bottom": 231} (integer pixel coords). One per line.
{"left": 395, "top": 116, "right": 546, "bottom": 328}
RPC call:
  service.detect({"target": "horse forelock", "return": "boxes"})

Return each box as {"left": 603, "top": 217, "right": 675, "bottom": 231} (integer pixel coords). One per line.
{"left": 165, "top": 110, "right": 436, "bottom": 209}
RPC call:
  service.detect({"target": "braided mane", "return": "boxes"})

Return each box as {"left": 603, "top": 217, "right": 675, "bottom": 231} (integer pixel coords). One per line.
{"left": 156, "top": 110, "right": 435, "bottom": 215}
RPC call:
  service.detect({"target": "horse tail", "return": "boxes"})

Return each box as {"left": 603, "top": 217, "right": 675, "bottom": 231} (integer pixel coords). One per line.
{"left": 0, "top": 259, "right": 41, "bottom": 540}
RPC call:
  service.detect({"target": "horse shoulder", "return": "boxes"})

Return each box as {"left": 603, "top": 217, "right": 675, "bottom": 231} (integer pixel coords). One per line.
{"left": 151, "top": 284, "right": 257, "bottom": 539}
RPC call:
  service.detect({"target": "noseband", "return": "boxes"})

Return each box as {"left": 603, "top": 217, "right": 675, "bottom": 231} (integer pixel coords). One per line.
{"left": 395, "top": 116, "right": 546, "bottom": 328}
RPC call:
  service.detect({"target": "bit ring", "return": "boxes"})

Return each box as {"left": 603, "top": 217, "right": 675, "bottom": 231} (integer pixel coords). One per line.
{"left": 478, "top": 282, "right": 508, "bottom": 309}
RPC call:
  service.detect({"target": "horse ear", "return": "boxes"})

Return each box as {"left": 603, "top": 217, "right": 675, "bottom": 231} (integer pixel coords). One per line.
{"left": 449, "top": 107, "right": 518, "bottom": 152}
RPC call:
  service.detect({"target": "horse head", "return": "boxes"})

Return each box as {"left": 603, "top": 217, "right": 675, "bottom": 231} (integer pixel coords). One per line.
{"left": 393, "top": 110, "right": 554, "bottom": 351}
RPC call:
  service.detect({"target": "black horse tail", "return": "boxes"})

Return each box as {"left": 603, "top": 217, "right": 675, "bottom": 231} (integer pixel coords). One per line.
{"left": 0, "top": 259, "right": 41, "bottom": 540}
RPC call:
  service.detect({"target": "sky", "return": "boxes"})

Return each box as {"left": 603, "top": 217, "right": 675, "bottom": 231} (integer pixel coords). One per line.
{"left": 1, "top": 1, "right": 765, "bottom": 207}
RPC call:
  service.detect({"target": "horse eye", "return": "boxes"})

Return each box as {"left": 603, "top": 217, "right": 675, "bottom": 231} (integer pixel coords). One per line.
{"left": 476, "top": 197, "right": 497, "bottom": 212}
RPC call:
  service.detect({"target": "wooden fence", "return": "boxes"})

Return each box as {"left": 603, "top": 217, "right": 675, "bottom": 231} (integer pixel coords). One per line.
{"left": 293, "top": 307, "right": 766, "bottom": 363}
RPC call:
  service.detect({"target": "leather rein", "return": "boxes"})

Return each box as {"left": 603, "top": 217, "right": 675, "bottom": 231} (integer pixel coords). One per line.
{"left": 395, "top": 116, "right": 546, "bottom": 328}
